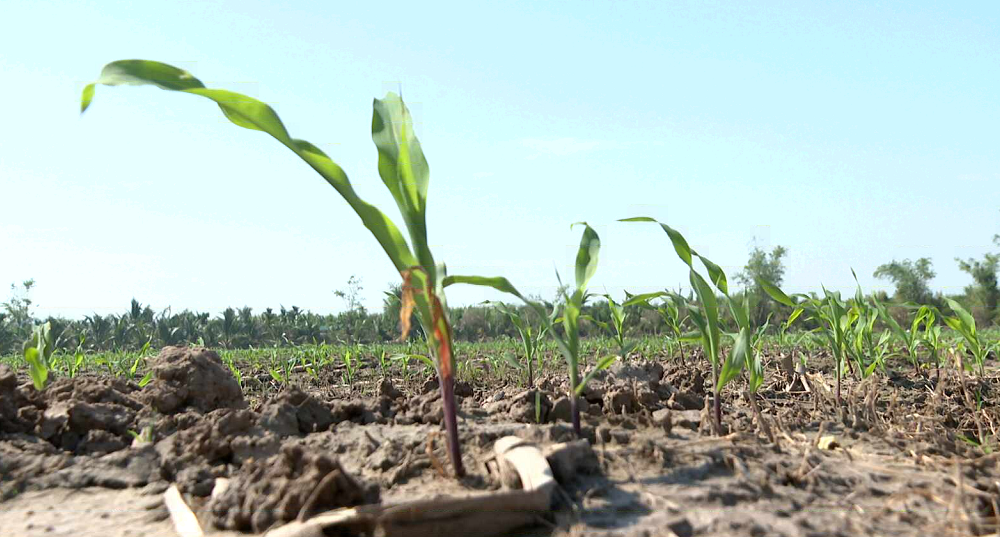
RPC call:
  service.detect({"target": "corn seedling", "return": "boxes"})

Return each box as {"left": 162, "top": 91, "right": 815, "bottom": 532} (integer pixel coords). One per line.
{"left": 600, "top": 295, "right": 637, "bottom": 360}
{"left": 22, "top": 321, "right": 53, "bottom": 391}
{"left": 844, "top": 273, "right": 891, "bottom": 378}
{"left": 486, "top": 301, "right": 552, "bottom": 387}
{"left": 82, "top": 60, "right": 536, "bottom": 477}
{"left": 341, "top": 349, "right": 357, "bottom": 387}
{"left": 921, "top": 309, "right": 944, "bottom": 379}
{"left": 622, "top": 218, "right": 759, "bottom": 435}
{"left": 623, "top": 291, "right": 688, "bottom": 360}
{"left": 944, "top": 298, "right": 988, "bottom": 376}
{"left": 761, "top": 280, "right": 853, "bottom": 408}
{"left": 511, "top": 223, "right": 613, "bottom": 436}
{"left": 70, "top": 335, "right": 86, "bottom": 378}
{"left": 872, "top": 298, "right": 930, "bottom": 375}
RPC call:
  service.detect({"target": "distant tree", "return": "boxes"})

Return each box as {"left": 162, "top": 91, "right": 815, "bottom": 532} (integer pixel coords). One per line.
{"left": 873, "top": 258, "right": 936, "bottom": 305}
{"left": 737, "top": 245, "right": 788, "bottom": 326}
{"left": 955, "top": 234, "right": 1000, "bottom": 326}
{"left": 334, "top": 275, "right": 365, "bottom": 313}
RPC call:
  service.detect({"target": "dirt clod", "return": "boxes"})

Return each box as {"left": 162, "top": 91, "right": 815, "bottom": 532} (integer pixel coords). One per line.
{"left": 142, "top": 346, "right": 246, "bottom": 414}
{"left": 209, "top": 444, "right": 378, "bottom": 532}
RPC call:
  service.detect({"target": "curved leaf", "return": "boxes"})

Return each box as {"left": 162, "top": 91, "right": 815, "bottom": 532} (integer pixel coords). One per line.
{"left": 620, "top": 217, "right": 694, "bottom": 267}
{"left": 622, "top": 290, "right": 669, "bottom": 308}
{"left": 759, "top": 278, "right": 794, "bottom": 307}
{"left": 698, "top": 255, "right": 728, "bottom": 296}
{"left": 81, "top": 60, "right": 418, "bottom": 273}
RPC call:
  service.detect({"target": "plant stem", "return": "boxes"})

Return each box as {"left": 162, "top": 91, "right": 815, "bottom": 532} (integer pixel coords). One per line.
{"left": 570, "top": 364, "right": 582, "bottom": 437}
{"left": 527, "top": 353, "right": 534, "bottom": 388}
{"left": 835, "top": 357, "right": 842, "bottom": 409}
{"left": 711, "top": 361, "right": 721, "bottom": 435}
{"left": 438, "top": 373, "right": 465, "bottom": 477}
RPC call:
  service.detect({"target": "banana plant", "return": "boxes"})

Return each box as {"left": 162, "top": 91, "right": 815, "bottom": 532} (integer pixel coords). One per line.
{"left": 81, "top": 60, "right": 520, "bottom": 477}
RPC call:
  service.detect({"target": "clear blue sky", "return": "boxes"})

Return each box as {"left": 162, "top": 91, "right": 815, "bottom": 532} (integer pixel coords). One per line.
{"left": 1, "top": 0, "right": 998, "bottom": 318}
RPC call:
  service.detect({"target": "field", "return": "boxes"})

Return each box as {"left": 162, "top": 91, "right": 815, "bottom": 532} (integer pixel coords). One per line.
{"left": 1, "top": 58, "right": 997, "bottom": 537}
{"left": 1, "top": 335, "right": 998, "bottom": 537}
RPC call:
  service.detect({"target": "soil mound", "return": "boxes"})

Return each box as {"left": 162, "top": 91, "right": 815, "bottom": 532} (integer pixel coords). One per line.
{"left": 142, "top": 346, "right": 246, "bottom": 414}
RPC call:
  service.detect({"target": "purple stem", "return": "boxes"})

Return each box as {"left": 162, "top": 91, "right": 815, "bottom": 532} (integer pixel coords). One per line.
{"left": 439, "top": 373, "right": 465, "bottom": 477}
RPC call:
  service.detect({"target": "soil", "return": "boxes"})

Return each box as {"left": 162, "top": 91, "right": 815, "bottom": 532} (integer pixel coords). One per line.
{"left": 2, "top": 346, "right": 999, "bottom": 536}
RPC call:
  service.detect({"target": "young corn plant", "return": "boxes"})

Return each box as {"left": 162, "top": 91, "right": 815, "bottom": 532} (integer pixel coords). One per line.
{"left": 539, "top": 224, "right": 614, "bottom": 437}
{"left": 872, "top": 298, "right": 930, "bottom": 375}
{"left": 624, "top": 291, "right": 688, "bottom": 360}
{"left": 944, "top": 299, "right": 988, "bottom": 377}
{"left": 22, "top": 322, "right": 54, "bottom": 391}
{"left": 486, "top": 301, "right": 552, "bottom": 387}
{"left": 621, "top": 218, "right": 757, "bottom": 435}
{"left": 845, "top": 273, "right": 891, "bottom": 378}
{"left": 921, "top": 308, "right": 944, "bottom": 380}
{"left": 761, "top": 280, "right": 853, "bottom": 408}
{"left": 600, "top": 295, "right": 637, "bottom": 360}
{"left": 82, "top": 60, "right": 522, "bottom": 477}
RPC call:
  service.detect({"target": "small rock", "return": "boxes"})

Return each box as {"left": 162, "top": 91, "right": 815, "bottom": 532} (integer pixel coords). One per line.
{"left": 667, "top": 516, "right": 694, "bottom": 537}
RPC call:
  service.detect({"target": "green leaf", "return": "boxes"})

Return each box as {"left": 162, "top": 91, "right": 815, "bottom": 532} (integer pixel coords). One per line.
{"left": 787, "top": 307, "right": 805, "bottom": 327}
{"left": 81, "top": 60, "right": 419, "bottom": 274}
{"left": 571, "top": 223, "right": 600, "bottom": 292}
{"left": 443, "top": 275, "right": 527, "bottom": 301}
{"left": 759, "top": 278, "right": 794, "bottom": 307}
{"left": 728, "top": 293, "right": 750, "bottom": 331}
{"left": 946, "top": 298, "right": 977, "bottom": 337}
{"left": 575, "top": 354, "right": 618, "bottom": 395}
{"left": 619, "top": 217, "right": 693, "bottom": 267}
{"left": 372, "top": 93, "right": 434, "bottom": 274}
{"left": 698, "top": 255, "right": 728, "bottom": 296}
{"left": 23, "top": 347, "right": 48, "bottom": 391}
{"left": 138, "top": 371, "right": 154, "bottom": 388}
{"left": 718, "top": 328, "right": 749, "bottom": 391}
{"left": 81, "top": 84, "right": 96, "bottom": 113}
{"left": 622, "top": 291, "right": 668, "bottom": 307}
{"left": 690, "top": 269, "right": 720, "bottom": 365}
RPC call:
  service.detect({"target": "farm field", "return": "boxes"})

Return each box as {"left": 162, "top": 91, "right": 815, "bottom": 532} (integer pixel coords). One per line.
{"left": 2, "top": 10, "right": 999, "bottom": 536}
{"left": 1, "top": 335, "right": 998, "bottom": 537}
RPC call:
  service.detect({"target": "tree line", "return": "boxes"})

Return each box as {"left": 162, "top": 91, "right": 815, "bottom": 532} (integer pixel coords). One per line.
{"left": 2, "top": 234, "right": 997, "bottom": 355}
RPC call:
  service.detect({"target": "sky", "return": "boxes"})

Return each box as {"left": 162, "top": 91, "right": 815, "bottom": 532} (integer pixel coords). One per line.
{"left": 1, "top": 0, "right": 998, "bottom": 319}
